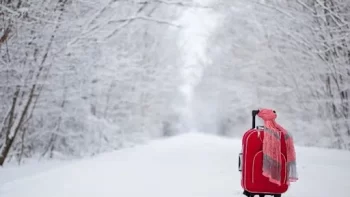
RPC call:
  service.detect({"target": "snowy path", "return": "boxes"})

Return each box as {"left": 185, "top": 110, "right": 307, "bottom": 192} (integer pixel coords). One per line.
{"left": 1, "top": 133, "right": 350, "bottom": 197}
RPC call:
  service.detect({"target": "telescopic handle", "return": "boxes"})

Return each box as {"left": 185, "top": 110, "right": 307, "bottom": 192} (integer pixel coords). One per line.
{"left": 252, "top": 110, "right": 260, "bottom": 129}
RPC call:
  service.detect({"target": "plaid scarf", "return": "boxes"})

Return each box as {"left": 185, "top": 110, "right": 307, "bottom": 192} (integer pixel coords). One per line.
{"left": 258, "top": 109, "right": 298, "bottom": 185}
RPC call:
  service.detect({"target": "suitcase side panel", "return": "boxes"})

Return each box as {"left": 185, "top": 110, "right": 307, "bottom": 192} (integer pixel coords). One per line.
{"left": 241, "top": 130, "right": 289, "bottom": 194}
{"left": 241, "top": 129, "right": 263, "bottom": 190}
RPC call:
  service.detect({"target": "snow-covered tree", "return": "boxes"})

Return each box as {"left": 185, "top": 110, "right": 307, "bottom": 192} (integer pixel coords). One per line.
{"left": 207, "top": 0, "right": 350, "bottom": 149}
{"left": 0, "top": 0, "right": 185, "bottom": 165}
{"left": 0, "top": 0, "right": 70, "bottom": 165}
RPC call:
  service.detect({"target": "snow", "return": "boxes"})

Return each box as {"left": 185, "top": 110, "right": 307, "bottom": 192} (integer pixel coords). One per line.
{"left": 1, "top": 132, "right": 349, "bottom": 197}
{"left": 176, "top": 0, "right": 222, "bottom": 133}
{"left": 0, "top": 160, "right": 69, "bottom": 185}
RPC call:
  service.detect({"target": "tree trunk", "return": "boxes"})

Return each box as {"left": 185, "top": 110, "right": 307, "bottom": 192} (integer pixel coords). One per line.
{"left": 0, "top": 85, "right": 35, "bottom": 166}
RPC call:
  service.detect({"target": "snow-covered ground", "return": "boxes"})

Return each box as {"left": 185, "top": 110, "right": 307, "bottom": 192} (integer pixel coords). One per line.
{"left": 0, "top": 159, "right": 70, "bottom": 185}
{"left": 1, "top": 132, "right": 349, "bottom": 197}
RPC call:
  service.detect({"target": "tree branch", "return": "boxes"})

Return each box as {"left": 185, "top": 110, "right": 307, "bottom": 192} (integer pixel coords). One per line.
{"left": 107, "top": 15, "right": 181, "bottom": 27}
{"left": 0, "top": 28, "right": 11, "bottom": 46}
{"left": 0, "top": 4, "right": 20, "bottom": 16}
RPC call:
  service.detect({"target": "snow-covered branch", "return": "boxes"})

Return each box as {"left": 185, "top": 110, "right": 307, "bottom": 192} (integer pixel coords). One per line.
{"left": 0, "top": 28, "right": 11, "bottom": 46}
{"left": 107, "top": 15, "right": 182, "bottom": 26}
{"left": 1, "top": 0, "right": 183, "bottom": 164}
{"left": 155, "top": 0, "right": 211, "bottom": 8}
{"left": 207, "top": 0, "right": 350, "bottom": 149}
{"left": 0, "top": 4, "right": 20, "bottom": 16}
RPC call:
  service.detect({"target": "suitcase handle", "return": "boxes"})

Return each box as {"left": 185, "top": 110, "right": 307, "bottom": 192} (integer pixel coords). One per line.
{"left": 238, "top": 153, "right": 242, "bottom": 171}
{"left": 251, "top": 110, "right": 259, "bottom": 129}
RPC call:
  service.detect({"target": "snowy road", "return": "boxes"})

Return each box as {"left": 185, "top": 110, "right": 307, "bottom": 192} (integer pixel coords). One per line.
{"left": 1, "top": 133, "right": 350, "bottom": 197}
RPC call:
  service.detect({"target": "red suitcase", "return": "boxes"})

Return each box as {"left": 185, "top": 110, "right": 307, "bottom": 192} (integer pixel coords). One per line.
{"left": 238, "top": 110, "right": 288, "bottom": 197}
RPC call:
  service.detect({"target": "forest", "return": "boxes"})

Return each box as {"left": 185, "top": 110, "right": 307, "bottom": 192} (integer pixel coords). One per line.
{"left": 1, "top": 0, "right": 349, "bottom": 165}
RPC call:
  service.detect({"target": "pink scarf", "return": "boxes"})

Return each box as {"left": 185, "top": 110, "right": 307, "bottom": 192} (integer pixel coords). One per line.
{"left": 258, "top": 109, "right": 298, "bottom": 185}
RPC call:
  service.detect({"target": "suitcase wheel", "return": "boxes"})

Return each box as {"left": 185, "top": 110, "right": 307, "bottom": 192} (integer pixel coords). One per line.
{"left": 247, "top": 194, "right": 282, "bottom": 197}
{"left": 243, "top": 191, "right": 282, "bottom": 197}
